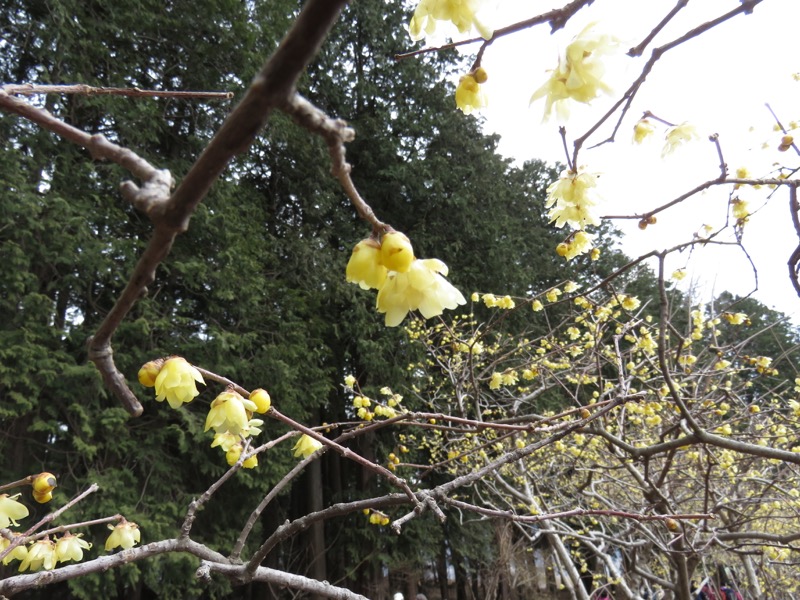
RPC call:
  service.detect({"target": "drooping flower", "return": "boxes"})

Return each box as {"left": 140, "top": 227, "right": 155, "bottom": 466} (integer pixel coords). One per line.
{"left": 293, "top": 434, "right": 323, "bottom": 459}
{"left": 205, "top": 390, "right": 258, "bottom": 436}
{"left": 531, "top": 24, "right": 619, "bottom": 120}
{"left": 0, "top": 535, "right": 28, "bottom": 565}
{"left": 153, "top": 357, "right": 204, "bottom": 409}
{"left": 409, "top": 0, "right": 492, "bottom": 42}
{"left": 55, "top": 533, "right": 91, "bottom": 564}
{"left": 633, "top": 118, "right": 655, "bottom": 143}
{"left": 662, "top": 122, "right": 699, "bottom": 156}
{"left": 376, "top": 258, "right": 466, "bottom": 327}
{"left": 346, "top": 238, "right": 387, "bottom": 290}
{"left": 0, "top": 494, "right": 29, "bottom": 528}
{"left": 556, "top": 230, "right": 596, "bottom": 260}
{"left": 225, "top": 444, "right": 258, "bottom": 469}
{"left": 545, "top": 167, "right": 602, "bottom": 230}
{"left": 19, "top": 538, "right": 56, "bottom": 572}
{"left": 31, "top": 472, "right": 57, "bottom": 501}
{"left": 105, "top": 520, "right": 141, "bottom": 552}
{"left": 455, "top": 68, "right": 488, "bottom": 115}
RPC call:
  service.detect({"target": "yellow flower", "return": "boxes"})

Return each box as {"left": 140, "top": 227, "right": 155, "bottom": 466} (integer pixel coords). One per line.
{"left": 723, "top": 312, "right": 748, "bottom": 325}
{"left": 455, "top": 70, "right": 487, "bottom": 115}
{"left": 409, "top": 0, "right": 492, "bottom": 41}
{"left": 563, "top": 281, "right": 579, "bottom": 293}
{"left": 293, "top": 434, "right": 323, "bottom": 459}
{"left": 730, "top": 198, "right": 750, "bottom": 222}
{"left": 55, "top": 533, "right": 91, "bottom": 564}
{"left": 376, "top": 258, "right": 466, "bottom": 327}
{"left": 344, "top": 375, "right": 356, "bottom": 388}
{"left": 249, "top": 388, "right": 272, "bottom": 414}
{"left": 620, "top": 295, "right": 641, "bottom": 311}
{"left": 489, "top": 373, "right": 503, "bottom": 389}
{"left": 531, "top": 299, "right": 544, "bottom": 312}
{"left": 0, "top": 494, "right": 29, "bottom": 528}
{"left": 545, "top": 167, "right": 601, "bottom": 230}
{"left": 225, "top": 444, "right": 258, "bottom": 468}
{"left": 205, "top": 391, "right": 257, "bottom": 435}
{"left": 671, "top": 269, "right": 687, "bottom": 281}
{"left": 0, "top": 535, "right": 27, "bottom": 565}
{"left": 545, "top": 288, "right": 562, "bottom": 303}
{"left": 558, "top": 230, "right": 596, "bottom": 260}
{"left": 662, "top": 122, "right": 699, "bottom": 156}
{"left": 19, "top": 538, "right": 56, "bottom": 572}
{"left": 380, "top": 231, "right": 415, "bottom": 273}
{"left": 531, "top": 23, "right": 619, "bottom": 120}
{"left": 154, "top": 357, "right": 204, "bottom": 409}
{"left": 346, "top": 238, "right": 387, "bottom": 290}
{"left": 633, "top": 118, "right": 655, "bottom": 143}
{"left": 137, "top": 360, "right": 161, "bottom": 387}
{"left": 105, "top": 521, "right": 141, "bottom": 551}
{"left": 211, "top": 431, "right": 239, "bottom": 452}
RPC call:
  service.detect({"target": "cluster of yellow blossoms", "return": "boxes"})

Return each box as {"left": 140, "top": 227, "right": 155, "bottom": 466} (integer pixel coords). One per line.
{"left": 0, "top": 476, "right": 143, "bottom": 572}
{"left": 346, "top": 231, "right": 466, "bottom": 326}
{"left": 544, "top": 168, "right": 601, "bottom": 261}
{"left": 139, "top": 356, "right": 271, "bottom": 469}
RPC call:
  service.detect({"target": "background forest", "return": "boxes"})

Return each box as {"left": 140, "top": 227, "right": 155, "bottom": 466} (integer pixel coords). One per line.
{"left": 2, "top": 1, "right": 799, "bottom": 599}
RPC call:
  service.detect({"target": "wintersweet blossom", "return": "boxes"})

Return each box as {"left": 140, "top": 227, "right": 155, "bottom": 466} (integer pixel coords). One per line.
{"left": 545, "top": 167, "right": 601, "bottom": 230}
{"left": 455, "top": 68, "right": 487, "bottom": 114}
{"left": 531, "top": 24, "right": 619, "bottom": 120}
{"left": 105, "top": 521, "right": 141, "bottom": 551}
{"left": 633, "top": 118, "right": 655, "bottom": 143}
{"left": 205, "top": 390, "right": 258, "bottom": 435}
{"left": 408, "top": 0, "right": 492, "bottom": 42}
{"left": 0, "top": 494, "right": 29, "bottom": 528}
{"left": 346, "top": 238, "right": 387, "bottom": 290}
{"left": 730, "top": 198, "right": 750, "bottom": 222}
{"left": 662, "top": 122, "right": 699, "bottom": 156}
{"left": 376, "top": 258, "right": 466, "bottom": 327}
{"left": 55, "top": 533, "right": 91, "bottom": 564}
{"left": 0, "top": 535, "right": 27, "bottom": 565}
{"left": 556, "top": 230, "right": 596, "bottom": 260}
{"left": 249, "top": 388, "right": 271, "bottom": 414}
{"left": 293, "top": 434, "right": 323, "bottom": 459}
{"left": 19, "top": 538, "right": 56, "bottom": 572}
{"left": 153, "top": 357, "right": 204, "bottom": 409}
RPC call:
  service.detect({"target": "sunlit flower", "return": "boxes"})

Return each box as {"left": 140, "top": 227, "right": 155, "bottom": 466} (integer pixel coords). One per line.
{"left": 154, "top": 357, "right": 204, "bottom": 409}
{"left": 293, "top": 434, "right": 323, "bottom": 459}
{"left": 409, "top": 0, "right": 492, "bottom": 42}
{"left": 671, "top": 269, "right": 687, "bottom": 281}
{"left": 633, "top": 118, "right": 655, "bottom": 143}
{"left": 456, "top": 69, "right": 488, "bottom": 114}
{"left": 346, "top": 238, "right": 387, "bottom": 290}
{"left": 545, "top": 288, "right": 562, "bottom": 303}
{"left": 19, "top": 538, "right": 56, "bottom": 572}
{"left": 0, "top": 494, "right": 29, "bottom": 528}
{"left": 0, "top": 535, "right": 27, "bottom": 565}
{"left": 55, "top": 533, "right": 91, "bottom": 564}
{"left": 531, "top": 299, "right": 544, "bottom": 312}
{"left": 620, "top": 295, "right": 641, "bottom": 311}
{"left": 662, "top": 122, "right": 699, "bottom": 156}
{"left": 105, "top": 521, "right": 141, "bottom": 552}
{"left": 531, "top": 23, "right": 619, "bottom": 120}
{"left": 545, "top": 167, "right": 602, "bottom": 230}
{"left": 376, "top": 258, "right": 466, "bottom": 327}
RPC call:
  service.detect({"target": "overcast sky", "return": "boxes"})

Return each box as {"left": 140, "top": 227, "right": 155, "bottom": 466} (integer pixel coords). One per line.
{"left": 460, "top": 0, "right": 800, "bottom": 319}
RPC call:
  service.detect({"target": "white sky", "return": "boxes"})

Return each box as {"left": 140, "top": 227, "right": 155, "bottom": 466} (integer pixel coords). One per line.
{"left": 456, "top": 0, "right": 800, "bottom": 319}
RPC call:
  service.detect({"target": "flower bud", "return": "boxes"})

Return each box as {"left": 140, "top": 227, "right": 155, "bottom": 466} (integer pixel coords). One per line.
{"left": 473, "top": 67, "right": 488, "bottom": 84}
{"left": 249, "top": 388, "right": 272, "bottom": 414}
{"left": 380, "top": 232, "right": 415, "bottom": 273}
{"left": 32, "top": 472, "right": 57, "bottom": 495}
{"left": 138, "top": 360, "right": 162, "bottom": 387}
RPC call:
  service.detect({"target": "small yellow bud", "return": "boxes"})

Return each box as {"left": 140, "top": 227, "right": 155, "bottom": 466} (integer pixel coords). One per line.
{"left": 473, "top": 67, "right": 488, "bottom": 84}
{"left": 32, "top": 473, "right": 57, "bottom": 495}
{"left": 665, "top": 518, "right": 679, "bottom": 532}
{"left": 380, "top": 232, "right": 415, "bottom": 273}
{"left": 138, "top": 360, "right": 162, "bottom": 387}
{"left": 33, "top": 490, "right": 53, "bottom": 504}
{"left": 249, "top": 388, "right": 272, "bottom": 414}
